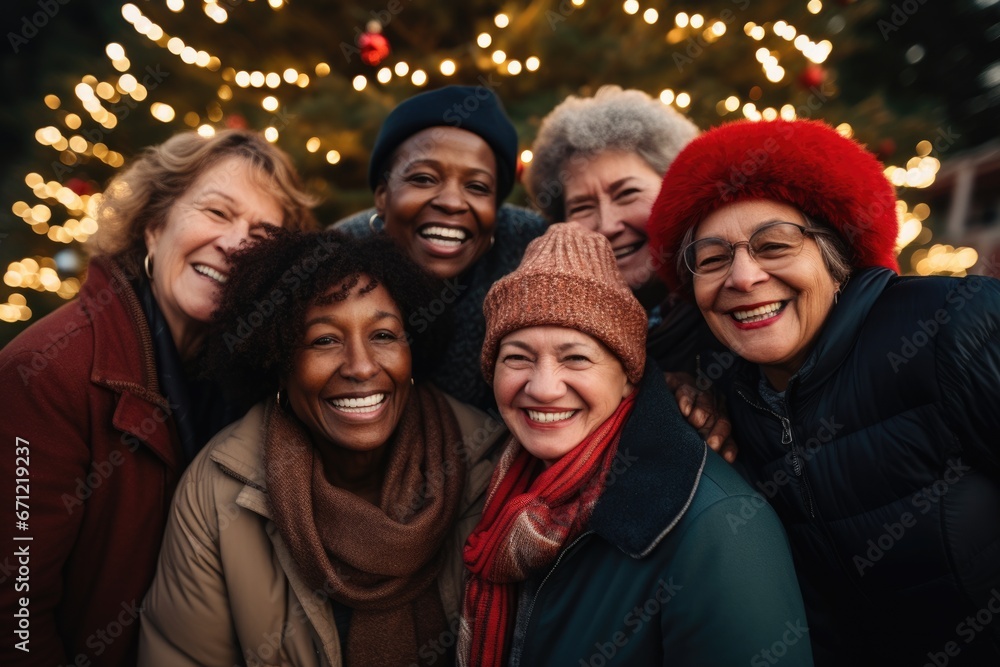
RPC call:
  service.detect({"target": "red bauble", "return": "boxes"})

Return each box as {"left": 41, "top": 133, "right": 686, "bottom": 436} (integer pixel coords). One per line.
{"left": 65, "top": 177, "right": 94, "bottom": 196}
{"left": 876, "top": 138, "right": 896, "bottom": 161}
{"left": 798, "top": 64, "right": 826, "bottom": 89}
{"left": 225, "top": 113, "right": 248, "bottom": 129}
{"left": 359, "top": 32, "right": 390, "bottom": 67}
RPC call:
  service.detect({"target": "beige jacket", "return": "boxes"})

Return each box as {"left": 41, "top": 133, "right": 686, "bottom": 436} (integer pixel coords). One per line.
{"left": 139, "top": 395, "right": 506, "bottom": 667}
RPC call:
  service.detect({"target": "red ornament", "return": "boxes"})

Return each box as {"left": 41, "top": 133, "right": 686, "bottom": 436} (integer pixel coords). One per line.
{"left": 798, "top": 64, "right": 827, "bottom": 90}
{"left": 359, "top": 21, "right": 390, "bottom": 67}
{"left": 65, "top": 177, "right": 93, "bottom": 196}
{"left": 876, "top": 138, "right": 896, "bottom": 161}
{"left": 225, "top": 113, "right": 248, "bottom": 130}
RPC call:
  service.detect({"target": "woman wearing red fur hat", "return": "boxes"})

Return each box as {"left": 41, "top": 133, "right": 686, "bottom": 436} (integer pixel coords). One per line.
{"left": 649, "top": 118, "right": 1000, "bottom": 666}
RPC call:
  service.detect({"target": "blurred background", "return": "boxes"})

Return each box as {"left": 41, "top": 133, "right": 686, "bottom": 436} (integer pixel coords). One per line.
{"left": 2, "top": 0, "right": 998, "bottom": 347}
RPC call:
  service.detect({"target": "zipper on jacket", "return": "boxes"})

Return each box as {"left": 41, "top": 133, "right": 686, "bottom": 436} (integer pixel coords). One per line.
{"left": 510, "top": 530, "right": 594, "bottom": 665}
{"left": 736, "top": 389, "right": 816, "bottom": 519}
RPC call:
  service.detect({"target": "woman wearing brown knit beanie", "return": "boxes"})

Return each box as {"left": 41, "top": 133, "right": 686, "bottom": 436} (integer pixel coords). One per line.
{"left": 526, "top": 85, "right": 735, "bottom": 461}
{"left": 458, "top": 223, "right": 813, "bottom": 667}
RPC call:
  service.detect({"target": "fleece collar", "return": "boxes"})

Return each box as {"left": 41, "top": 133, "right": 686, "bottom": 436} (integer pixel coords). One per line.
{"left": 589, "top": 360, "right": 707, "bottom": 558}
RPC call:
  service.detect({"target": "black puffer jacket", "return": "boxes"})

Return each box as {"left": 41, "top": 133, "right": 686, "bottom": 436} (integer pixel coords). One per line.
{"left": 723, "top": 267, "right": 1000, "bottom": 666}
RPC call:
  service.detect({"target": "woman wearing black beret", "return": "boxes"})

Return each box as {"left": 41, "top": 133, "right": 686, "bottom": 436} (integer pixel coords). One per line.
{"left": 336, "top": 85, "right": 547, "bottom": 411}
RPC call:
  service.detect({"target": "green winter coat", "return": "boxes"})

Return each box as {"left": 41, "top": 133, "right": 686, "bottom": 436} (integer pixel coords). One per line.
{"left": 508, "top": 363, "right": 814, "bottom": 667}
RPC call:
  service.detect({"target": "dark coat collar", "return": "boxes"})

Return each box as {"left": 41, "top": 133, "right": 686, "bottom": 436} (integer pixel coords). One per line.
{"left": 589, "top": 360, "right": 707, "bottom": 558}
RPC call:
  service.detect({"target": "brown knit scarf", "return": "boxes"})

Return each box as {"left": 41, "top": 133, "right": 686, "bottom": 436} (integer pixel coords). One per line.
{"left": 264, "top": 384, "right": 466, "bottom": 667}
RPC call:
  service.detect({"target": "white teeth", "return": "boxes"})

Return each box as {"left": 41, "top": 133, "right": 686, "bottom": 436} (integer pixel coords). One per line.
{"left": 614, "top": 242, "right": 643, "bottom": 259}
{"left": 526, "top": 409, "right": 576, "bottom": 423}
{"left": 419, "top": 226, "right": 469, "bottom": 245}
{"left": 329, "top": 394, "right": 385, "bottom": 413}
{"left": 194, "top": 265, "right": 228, "bottom": 284}
{"left": 732, "top": 302, "right": 783, "bottom": 322}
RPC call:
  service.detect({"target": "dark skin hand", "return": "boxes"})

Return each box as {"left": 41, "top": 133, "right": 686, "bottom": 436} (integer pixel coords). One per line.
{"left": 665, "top": 371, "right": 738, "bottom": 463}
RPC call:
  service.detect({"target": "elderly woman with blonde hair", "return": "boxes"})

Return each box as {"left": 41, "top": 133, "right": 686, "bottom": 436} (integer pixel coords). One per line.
{"left": 0, "top": 129, "right": 316, "bottom": 667}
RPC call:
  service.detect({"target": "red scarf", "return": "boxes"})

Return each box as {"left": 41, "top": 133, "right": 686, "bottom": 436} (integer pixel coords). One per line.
{"left": 458, "top": 392, "right": 637, "bottom": 667}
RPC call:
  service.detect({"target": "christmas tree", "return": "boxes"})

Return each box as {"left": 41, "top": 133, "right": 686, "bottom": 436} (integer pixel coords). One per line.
{"left": 2, "top": 0, "right": 997, "bottom": 345}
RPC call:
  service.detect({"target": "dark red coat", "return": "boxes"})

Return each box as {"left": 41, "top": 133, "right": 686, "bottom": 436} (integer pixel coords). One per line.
{"left": 0, "top": 258, "right": 184, "bottom": 667}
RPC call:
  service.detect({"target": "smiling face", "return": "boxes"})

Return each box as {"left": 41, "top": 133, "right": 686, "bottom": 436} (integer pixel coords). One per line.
{"left": 493, "top": 326, "right": 633, "bottom": 466}
{"left": 691, "top": 199, "right": 840, "bottom": 390}
{"left": 287, "top": 279, "right": 412, "bottom": 454}
{"left": 374, "top": 127, "right": 498, "bottom": 280}
{"left": 144, "top": 156, "right": 283, "bottom": 353}
{"left": 562, "top": 150, "right": 663, "bottom": 290}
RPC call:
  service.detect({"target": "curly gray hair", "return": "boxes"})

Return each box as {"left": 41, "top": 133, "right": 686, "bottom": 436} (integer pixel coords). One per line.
{"left": 527, "top": 85, "right": 699, "bottom": 222}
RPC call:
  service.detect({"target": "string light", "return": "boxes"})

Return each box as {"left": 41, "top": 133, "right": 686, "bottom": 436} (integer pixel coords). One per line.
{"left": 7, "top": 0, "right": 965, "bottom": 330}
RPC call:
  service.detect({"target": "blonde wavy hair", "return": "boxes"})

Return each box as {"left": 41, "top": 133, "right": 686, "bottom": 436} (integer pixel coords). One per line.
{"left": 91, "top": 129, "right": 318, "bottom": 278}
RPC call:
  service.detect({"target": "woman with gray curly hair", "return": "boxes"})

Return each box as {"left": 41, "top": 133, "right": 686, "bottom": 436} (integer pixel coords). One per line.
{"left": 527, "top": 86, "right": 698, "bottom": 304}
{"left": 528, "top": 87, "right": 732, "bottom": 460}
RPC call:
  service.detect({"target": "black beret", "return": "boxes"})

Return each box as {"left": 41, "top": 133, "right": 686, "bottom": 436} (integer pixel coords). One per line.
{"left": 367, "top": 85, "right": 518, "bottom": 201}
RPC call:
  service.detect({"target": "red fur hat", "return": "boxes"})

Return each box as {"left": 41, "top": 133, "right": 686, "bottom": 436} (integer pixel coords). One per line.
{"left": 648, "top": 119, "right": 899, "bottom": 293}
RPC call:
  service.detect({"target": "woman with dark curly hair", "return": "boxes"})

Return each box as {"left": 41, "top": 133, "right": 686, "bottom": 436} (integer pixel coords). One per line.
{"left": 0, "top": 129, "right": 315, "bottom": 667}
{"left": 140, "top": 230, "right": 505, "bottom": 667}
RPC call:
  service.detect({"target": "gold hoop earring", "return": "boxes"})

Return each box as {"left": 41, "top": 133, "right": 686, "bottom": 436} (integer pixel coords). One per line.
{"left": 276, "top": 388, "right": 284, "bottom": 407}
{"left": 369, "top": 213, "right": 383, "bottom": 234}
{"left": 144, "top": 254, "right": 153, "bottom": 280}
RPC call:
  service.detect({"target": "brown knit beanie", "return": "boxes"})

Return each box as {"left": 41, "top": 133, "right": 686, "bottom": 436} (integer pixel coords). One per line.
{"left": 481, "top": 223, "right": 647, "bottom": 385}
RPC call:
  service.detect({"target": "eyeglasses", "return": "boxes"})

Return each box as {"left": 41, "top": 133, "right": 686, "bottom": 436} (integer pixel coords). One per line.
{"left": 683, "top": 221, "right": 820, "bottom": 278}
